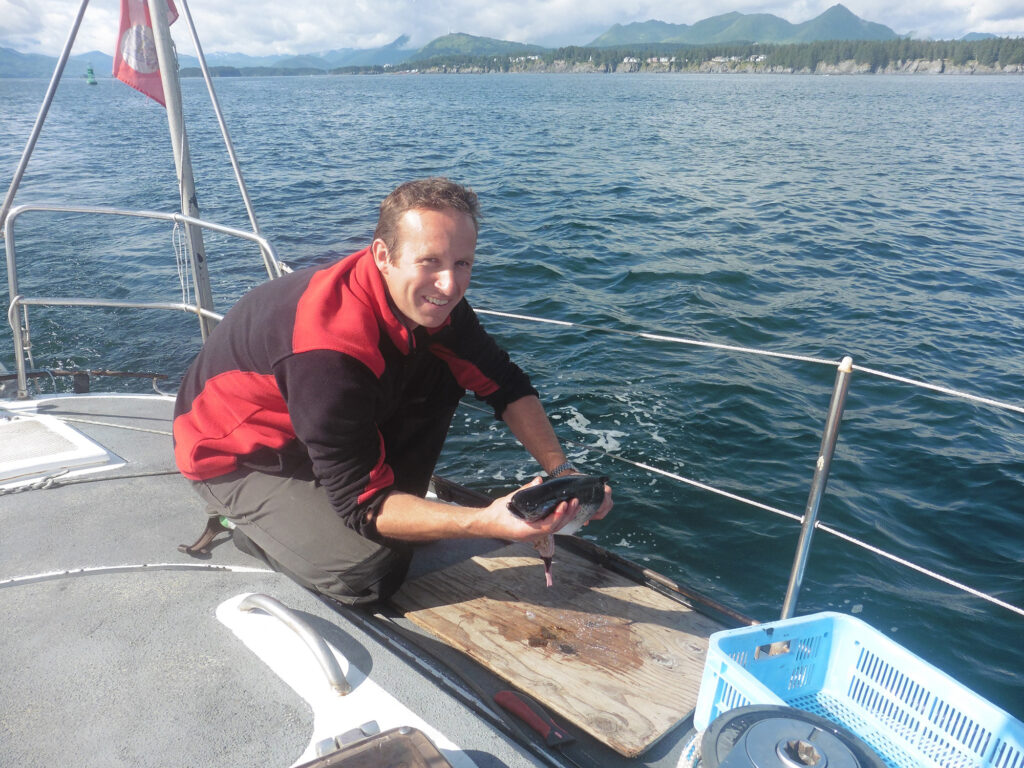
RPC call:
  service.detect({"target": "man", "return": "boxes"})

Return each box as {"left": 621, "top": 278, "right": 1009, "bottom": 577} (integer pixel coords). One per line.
{"left": 173, "top": 178, "right": 612, "bottom": 605}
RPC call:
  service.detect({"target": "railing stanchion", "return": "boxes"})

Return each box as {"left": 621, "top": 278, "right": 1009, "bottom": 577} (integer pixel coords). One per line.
{"left": 148, "top": 0, "right": 217, "bottom": 340}
{"left": 781, "top": 356, "right": 853, "bottom": 619}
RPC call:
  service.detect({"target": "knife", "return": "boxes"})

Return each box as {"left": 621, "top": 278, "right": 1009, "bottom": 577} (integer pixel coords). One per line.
{"left": 494, "top": 690, "right": 575, "bottom": 747}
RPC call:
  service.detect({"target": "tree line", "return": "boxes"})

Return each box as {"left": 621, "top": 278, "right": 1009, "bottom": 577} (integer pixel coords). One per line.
{"left": 181, "top": 37, "right": 1024, "bottom": 78}
{"left": 757, "top": 37, "right": 1024, "bottom": 70}
{"left": 337, "top": 37, "right": 1024, "bottom": 74}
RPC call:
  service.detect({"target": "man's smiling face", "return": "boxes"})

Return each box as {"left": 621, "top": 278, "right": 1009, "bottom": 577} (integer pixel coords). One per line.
{"left": 373, "top": 207, "right": 476, "bottom": 329}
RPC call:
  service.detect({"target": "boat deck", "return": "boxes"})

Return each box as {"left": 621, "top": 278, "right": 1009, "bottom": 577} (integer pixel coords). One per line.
{"left": 0, "top": 393, "right": 715, "bottom": 767}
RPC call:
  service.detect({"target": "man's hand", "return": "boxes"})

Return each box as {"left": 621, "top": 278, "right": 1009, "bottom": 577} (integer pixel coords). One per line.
{"left": 480, "top": 477, "right": 581, "bottom": 543}
{"left": 375, "top": 476, "right": 611, "bottom": 543}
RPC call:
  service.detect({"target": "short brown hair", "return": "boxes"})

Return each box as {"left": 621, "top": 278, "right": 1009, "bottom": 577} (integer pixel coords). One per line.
{"left": 373, "top": 178, "right": 479, "bottom": 257}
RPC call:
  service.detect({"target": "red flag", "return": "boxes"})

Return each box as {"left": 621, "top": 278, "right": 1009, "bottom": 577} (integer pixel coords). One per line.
{"left": 113, "top": 0, "right": 179, "bottom": 106}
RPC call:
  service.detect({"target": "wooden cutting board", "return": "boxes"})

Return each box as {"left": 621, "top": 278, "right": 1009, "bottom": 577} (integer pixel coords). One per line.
{"left": 391, "top": 541, "right": 724, "bottom": 757}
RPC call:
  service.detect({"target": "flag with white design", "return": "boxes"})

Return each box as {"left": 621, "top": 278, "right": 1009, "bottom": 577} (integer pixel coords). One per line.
{"left": 113, "top": 0, "right": 179, "bottom": 106}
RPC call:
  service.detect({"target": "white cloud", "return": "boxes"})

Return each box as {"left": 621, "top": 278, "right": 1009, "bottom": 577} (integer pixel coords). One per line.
{"left": 1, "top": 0, "right": 1020, "bottom": 58}
{"left": 0, "top": 0, "right": 119, "bottom": 55}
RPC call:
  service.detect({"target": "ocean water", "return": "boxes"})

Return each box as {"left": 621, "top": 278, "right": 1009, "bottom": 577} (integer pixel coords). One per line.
{"left": 1, "top": 72, "right": 1022, "bottom": 718}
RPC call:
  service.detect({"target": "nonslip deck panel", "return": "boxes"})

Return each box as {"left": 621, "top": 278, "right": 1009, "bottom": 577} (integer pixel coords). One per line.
{"left": 392, "top": 542, "right": 723, "bottom": 757}
{"left": 0, "top": 413, "right": 113, "bottom": 483}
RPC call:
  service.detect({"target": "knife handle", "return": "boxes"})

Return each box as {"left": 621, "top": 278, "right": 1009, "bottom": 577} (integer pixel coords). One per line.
{"left": 494, "top": 690, "right": 574, "bottom": 746}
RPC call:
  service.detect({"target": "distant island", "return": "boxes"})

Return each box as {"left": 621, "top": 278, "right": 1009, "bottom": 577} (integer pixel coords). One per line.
{"left": 3, "top": 4, "right": 1021, "bottom": 79}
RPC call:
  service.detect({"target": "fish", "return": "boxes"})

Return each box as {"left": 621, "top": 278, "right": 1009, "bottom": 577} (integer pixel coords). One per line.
{"left": 508, "top": 474, "right": 609, "bottom": 587}
{"left": 509, "top": 474, "right": 609, "bottom": 531}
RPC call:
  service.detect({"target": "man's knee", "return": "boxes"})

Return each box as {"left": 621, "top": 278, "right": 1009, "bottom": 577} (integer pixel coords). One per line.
{"left": 309, "top": 543, "right": 412, "bottom": 607}
{"left": 232, "top": 521, "right": 412, "bottom": 607}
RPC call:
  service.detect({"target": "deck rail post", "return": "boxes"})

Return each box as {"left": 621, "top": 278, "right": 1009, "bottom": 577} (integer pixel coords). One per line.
{"left": 781, "top": 356, "right": 853, "bottom": 619}
{"left": 147, "top": 0, "right": 217, "bottom": 340}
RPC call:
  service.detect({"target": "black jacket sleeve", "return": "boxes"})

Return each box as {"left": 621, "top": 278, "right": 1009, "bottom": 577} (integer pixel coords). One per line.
{"left": 429, "top": 301, "right": 538, "bottom": 419}
{"left": 273, "top": 349, "right": 392, "bottom": 538}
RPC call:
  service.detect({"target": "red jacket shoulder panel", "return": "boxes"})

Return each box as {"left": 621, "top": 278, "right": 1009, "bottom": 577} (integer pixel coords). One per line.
{"left": 292, "top": 248, "right": 412, "bottom": 378}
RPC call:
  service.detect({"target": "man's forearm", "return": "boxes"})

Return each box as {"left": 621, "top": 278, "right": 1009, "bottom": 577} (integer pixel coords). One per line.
{"left": 373, "top": 491, "right": 490, "bottom": 541}
{"left": 372, "top": 397, "right": 576, "bottom": 542}
{"left": 501, "top": 395, "right": 570, "bottom": 475}
{"left": 373, "top": 483, "right": 580, "bottom": 543}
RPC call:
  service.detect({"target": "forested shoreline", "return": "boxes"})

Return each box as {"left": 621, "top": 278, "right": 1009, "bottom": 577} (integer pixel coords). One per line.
{"left": 180, "top": 37, "right": 1024, "bottom": 78}
{"left": 379, "top": 37, "right": 1024, "bottom": 74}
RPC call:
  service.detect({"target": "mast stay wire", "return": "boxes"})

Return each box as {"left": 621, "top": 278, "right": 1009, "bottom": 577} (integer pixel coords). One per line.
{"left": 475, "top": 308, "right": 1024, "bottom": 417}
{"left": 459, "top": 396, "right": 1024, "bottom": 620}
{"left": 461, "top": 310, "right": 1024, "bottom": 618}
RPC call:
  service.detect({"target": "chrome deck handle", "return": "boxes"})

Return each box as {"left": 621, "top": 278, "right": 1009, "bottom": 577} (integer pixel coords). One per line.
{"left": 239, "top": 593, "right": 351, "bottom": 695}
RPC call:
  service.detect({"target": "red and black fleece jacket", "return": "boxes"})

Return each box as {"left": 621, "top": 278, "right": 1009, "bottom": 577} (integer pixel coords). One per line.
{"left": 172, "top": 246, "right": 536, "bottom": 537}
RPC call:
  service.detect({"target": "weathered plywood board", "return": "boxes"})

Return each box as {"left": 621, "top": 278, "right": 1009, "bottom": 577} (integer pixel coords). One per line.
{"left": 391, "top": 542, "right": 723, "bottom": 757}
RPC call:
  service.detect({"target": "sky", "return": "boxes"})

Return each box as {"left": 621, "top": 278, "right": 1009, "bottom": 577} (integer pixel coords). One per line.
{"left": 2, "top": 0, "right": 1022, "bottom": 58}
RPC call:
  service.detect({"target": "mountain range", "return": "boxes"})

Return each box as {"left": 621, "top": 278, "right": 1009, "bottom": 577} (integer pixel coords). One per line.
{"left": 0, "top": 5, "right": 999, "bottom": 78}
{"left": 588, "top": 4, "right": 897, "bottom": 46}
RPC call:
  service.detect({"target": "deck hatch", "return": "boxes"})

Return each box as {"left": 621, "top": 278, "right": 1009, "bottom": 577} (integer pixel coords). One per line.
{"left": 0, "top": 413, "right": 112, "bottom": 485}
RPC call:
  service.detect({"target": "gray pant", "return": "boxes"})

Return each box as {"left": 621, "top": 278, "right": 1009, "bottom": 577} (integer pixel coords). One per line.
{"left": 194, "top": 468, "right": 412, "bottom": 605}
{"left": 192, "top": 353, "right": 465, "bottom": 605}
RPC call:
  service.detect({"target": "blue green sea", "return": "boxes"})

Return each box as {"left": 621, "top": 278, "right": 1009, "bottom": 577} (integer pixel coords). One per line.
{"left": 1, "top": 72, "right": 1022, "bottom": 718}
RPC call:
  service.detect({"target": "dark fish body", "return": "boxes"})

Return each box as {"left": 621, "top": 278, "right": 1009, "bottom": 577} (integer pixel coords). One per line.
{"left": 509, "top": 474, "right": 608, "bottom": 535}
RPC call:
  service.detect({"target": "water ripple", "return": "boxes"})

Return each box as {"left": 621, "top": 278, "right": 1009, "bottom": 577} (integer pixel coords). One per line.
{"left": 2, "top": 73, "right": 1022, "bottom": 716}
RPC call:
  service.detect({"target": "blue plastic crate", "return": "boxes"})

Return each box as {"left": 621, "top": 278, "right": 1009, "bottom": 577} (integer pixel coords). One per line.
{"left": 693, "top": 612, "right": 1024, "bottom": 768}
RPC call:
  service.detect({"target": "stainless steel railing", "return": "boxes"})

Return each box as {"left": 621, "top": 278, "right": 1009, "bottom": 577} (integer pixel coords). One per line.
{"left": 471, "top": 308, "right": 1024, "bottom": 621}
{"left": 4, "top": 203, "right": 286, "bottom": 400}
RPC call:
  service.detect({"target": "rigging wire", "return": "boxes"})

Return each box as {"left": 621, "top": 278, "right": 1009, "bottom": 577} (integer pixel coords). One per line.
{"left": 816, "top": 522, "right": 1024, "bottom": 619}
{"left": 177, "top": 0, "right": 263, "bottom": 238}
{"left": 5, "top": 299, "right": 1019, "bottom": 616}
{"left": 173, "top": 221, "right": 191, "bottom": 306}
{"left": 475, "top": 308, "right": 1024, "bottom": 417}
{"left": 0, "top": 562, "right": 273, "bottom": 590}
{"left": 852, "top": 364, "right": 1024, "bottom": 416}
{"left": 477, "top": 308, "right": 844, "bottom": 367}
{"left": 592, "top": 439, "right": 1024, "bottom": 619}
{"left": 456, "top": 396, "right": 1024, "bottom": 620}
{"left": 54, "top": 416, "right": 171, "bottom": 436}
